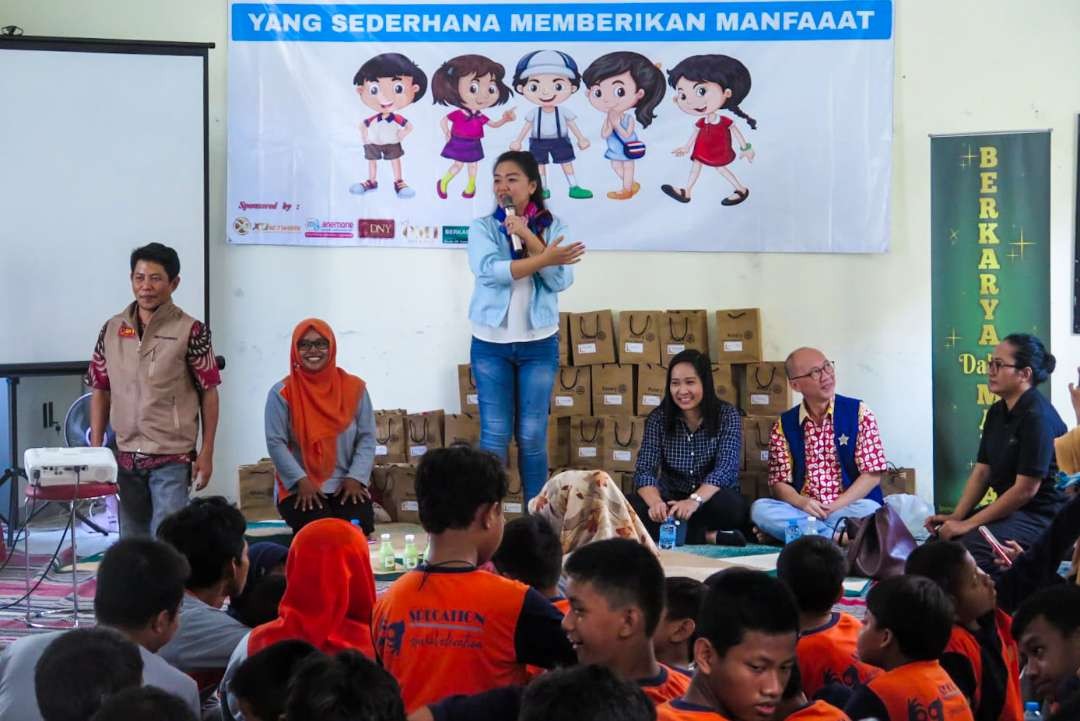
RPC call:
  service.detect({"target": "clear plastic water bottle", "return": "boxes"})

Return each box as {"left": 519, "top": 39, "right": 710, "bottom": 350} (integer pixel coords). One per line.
{"left": 1024, "top": 701, "right": 1042, "bottom": 721}
{"left": 658, "top": 518, "right": 677, "bottom": 550}
{"left": 403, "top": 533, "right": 419, "bottom": 569}
{"left": 785, "top": 519, "right": 802, "bottom": 545}
{"left": 801, "top": 516, "right": 818, "bottom": 537}
{"left": 378, "top": 532, "right": 396, "bottom": 572}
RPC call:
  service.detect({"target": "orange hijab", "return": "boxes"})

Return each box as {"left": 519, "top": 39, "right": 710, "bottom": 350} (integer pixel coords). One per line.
{"left": 280, "top": 319, "right": 365, "bottom": 490}
{"left": 248, "top": 518, "right": 376, "bottom": 657}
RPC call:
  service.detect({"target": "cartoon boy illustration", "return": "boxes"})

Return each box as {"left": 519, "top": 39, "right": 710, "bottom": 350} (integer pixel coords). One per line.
{"left": 351, "top": 53, "right": 428, "bottom": 199}
{"left": 510, "top": 50, "right": 592, "bottom": 200}
{"left": 660, "top": 54, "right": 757, "bottom": 206}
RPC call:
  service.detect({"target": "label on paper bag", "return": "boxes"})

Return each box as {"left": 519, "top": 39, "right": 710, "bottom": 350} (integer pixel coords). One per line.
{"left": 642, "top": 394, "right": 661, "bottom": 407}
{"left": 466, "top": 393, "right": 478, "bottom": 405}
{"left": 667, "top": 343, "right": 686, "bottom": 354}
{"left": 759, "top": 450, "right": 769, "bottom": 462}
{"left": 603, "top": 394, "right": 623, "bottom": 405}
{"left": 578, "top": 447, "right": 597, "bottom": 458}
{"left": 375, "top": 444, "right": 388, "bottom": 456}
{"left": 555, "top": 396, "right": 574, "bottom": 407}
{"left": 613, "top": 450, "right": 632, "bottom": 462}
{"left": 401, "top": 501, "right": 418, "bottom": 512}
{"left": 624, "top": 342, "right": 644, "bottom": 354}
{"left": 409, "top": 445, "right": 428, "bottom": 456}
{"left": 723, "top": 340, "right": 744, "bottom": 352}
{"left": 751, "top": 394, "right": 770, "bottom": 406}
{"left": 503, "top": 502, "right": 523, "bottom": 514}
{"left": 577, "top": 342, "right": 597, "bottom": 354}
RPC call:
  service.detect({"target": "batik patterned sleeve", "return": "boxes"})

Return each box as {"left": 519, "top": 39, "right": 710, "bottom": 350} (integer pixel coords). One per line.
{"left": 186, "top": 321, "right": 222, "bottom": 392}
{"left": 767, "top": 419, "right": 794, "bottom": 487}
{"left": 855, "top": 404, "right": 888, "bottom": 473}
{"left": 84, "top": 322, "right": 111, "bottom": 390}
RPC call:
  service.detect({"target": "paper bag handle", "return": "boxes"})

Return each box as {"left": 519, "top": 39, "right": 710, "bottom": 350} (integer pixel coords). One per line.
{"left": 577, "top": 418, "right": 602, "bottom": 443}
{"left": 558, "top": 367, "right": 582, "bottom": 391}
{"left": 752, "top": 366, "right": 778, "bottom": 390}
{"left": 627, "top": 313, "right": 653, "bottom": 337}
{"left": 578, "top": 314, "right": 600, "bottom": 339}
{"left": 667, "top": 315, "right": 689, "bottom": 341}
{"left": 725, "top": 311, "right": 748, "bottom": 320}
{"left": 408, "top": 416, "right": 429, "bottom": 443}
{"left": 613, "top": 420, "right": 637, "bottom": 448}
{"left": 375, "top": 418, "right": 392, "bottom": 445}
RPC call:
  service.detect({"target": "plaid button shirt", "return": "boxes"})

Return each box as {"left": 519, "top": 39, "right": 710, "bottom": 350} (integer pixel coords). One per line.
{"left": 634, "top": 404, "right": 742, "bottom": 494}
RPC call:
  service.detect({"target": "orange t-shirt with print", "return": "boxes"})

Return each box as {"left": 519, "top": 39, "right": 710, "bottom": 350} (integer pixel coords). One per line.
{"left": 787, "top": 699, "right": 852, "bottom": 721}
{"left": 797, "top": 612, "right": 881, "bottom": 699}
{"left": 656, "top": 699, "right": 730, "bottom": 720}
{"left": 847, "top": 660, "right": 975, "bottom": 721}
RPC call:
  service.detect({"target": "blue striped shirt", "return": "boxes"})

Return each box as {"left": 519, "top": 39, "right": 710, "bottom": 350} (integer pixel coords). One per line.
{"left": 634, "top": 403, "right": 742, "bottom": 494}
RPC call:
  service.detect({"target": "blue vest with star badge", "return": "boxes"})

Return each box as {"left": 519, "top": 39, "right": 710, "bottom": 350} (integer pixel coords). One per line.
{"left": 779, "top": 394, "right": 883, "bottom": 503}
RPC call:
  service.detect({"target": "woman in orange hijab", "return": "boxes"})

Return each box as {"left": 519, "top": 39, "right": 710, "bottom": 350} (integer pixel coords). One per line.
{"left": 265, "top": 318, "right": 377, "bottom": 534}
{"left": 221, "top": 518, "right": 377, "bottom": 721}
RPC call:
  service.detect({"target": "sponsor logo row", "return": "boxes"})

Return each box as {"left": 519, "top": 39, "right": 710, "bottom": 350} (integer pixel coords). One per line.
{"left": 232, "top": 213, "right": 468, "bottom": 244}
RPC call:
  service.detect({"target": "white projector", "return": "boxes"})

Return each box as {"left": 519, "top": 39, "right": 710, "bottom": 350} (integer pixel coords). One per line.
{"left": 24, "top": 447, "right": 118, "bottom": 487}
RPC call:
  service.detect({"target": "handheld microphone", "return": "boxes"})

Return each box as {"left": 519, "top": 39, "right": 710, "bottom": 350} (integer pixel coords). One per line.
{"left": 499, "top": 195, "right": 523, "bottom": 253}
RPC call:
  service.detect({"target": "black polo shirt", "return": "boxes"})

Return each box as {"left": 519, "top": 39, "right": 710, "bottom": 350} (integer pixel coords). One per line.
{"left": 976, "top": 386, "right": 1067, "bottom": 511}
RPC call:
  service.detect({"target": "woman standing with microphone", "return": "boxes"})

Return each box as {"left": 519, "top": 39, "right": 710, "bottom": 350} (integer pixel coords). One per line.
{"left": 467, "top": 150, "right": 585, "bottom": 504}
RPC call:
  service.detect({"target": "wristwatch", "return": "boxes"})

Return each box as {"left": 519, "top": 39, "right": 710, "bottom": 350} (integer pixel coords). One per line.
{"left": 690, "top": 493, "right": 705, "bottom": 505}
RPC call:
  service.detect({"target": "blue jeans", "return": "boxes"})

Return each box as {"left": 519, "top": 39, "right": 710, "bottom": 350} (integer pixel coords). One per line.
{"left": 751, "top": 497, "right": 881, "bottom": 543}
{"left": 470, "top": 335, "right": 559, "bottom": 504}
{"left": 116, "top": 461, "right": 191, "bottom": 537}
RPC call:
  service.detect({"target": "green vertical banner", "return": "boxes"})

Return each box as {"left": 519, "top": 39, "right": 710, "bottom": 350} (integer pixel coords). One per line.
{"left": 931, "top": 131, "right": 1051, "bottom": 511}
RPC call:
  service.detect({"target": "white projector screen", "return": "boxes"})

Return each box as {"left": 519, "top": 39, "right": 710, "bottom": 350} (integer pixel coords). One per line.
{"left": 0, "top": 38, "right": 210, "bottom": 374}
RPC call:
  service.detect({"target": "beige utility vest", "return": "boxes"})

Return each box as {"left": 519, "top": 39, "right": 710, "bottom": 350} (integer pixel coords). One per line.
{"left": 102, "top": 301, "right": 200, "bottom": 454}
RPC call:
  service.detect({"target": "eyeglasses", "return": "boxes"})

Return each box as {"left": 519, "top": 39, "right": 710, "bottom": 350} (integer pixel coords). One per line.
{"left": 296, "top": 339, "right": 330, "bottom": 351}
{"left": 789, "top": 360, "right": 836, "bottom": 382}
{"left": 988, "top": 359, "right": 1019, "bottom": 373}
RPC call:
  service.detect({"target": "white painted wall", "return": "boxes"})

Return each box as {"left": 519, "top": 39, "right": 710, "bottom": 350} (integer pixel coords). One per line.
{"left": 5, "top": 0, "right": 1078, "bottom": 503}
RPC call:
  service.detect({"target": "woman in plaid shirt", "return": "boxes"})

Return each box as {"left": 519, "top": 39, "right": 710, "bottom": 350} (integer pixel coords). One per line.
{"left": 630, "top": 349, "right": 747, "bottom": 545}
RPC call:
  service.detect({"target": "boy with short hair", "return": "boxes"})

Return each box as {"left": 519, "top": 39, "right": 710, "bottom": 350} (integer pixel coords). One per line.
{"left": 35, "top": 628, "right": 144, "bottom": 721}
{"left": 351, "top": 52, "right": 427, "bottom": 198}
{"left": 230, "top": 640, "right": 320, "bottom": 721}
{"left": 90, "top": 687, "right": 197, "bottom": 721}
{"left": 776, "top": 536, "right": 879, "bottom": 703}
{"left": 653, "top": 577, "right": 706, "bottom": 672}
{"left": 1011, "top": 585, "right": 1080, "bottom": 718}
{"left": 373, "top": 446, "right": 574, "bottom": 713}
{"left": 655, "top": 568, "right": 799, "bottom": 721}
{"left": 491, "top": 514, "right": 568, "bottom": 613}
{"left": 519, "top": 664, "right": 657, "bottom": 721}
{"left": 906, "top": 541, "right": 1023, "bottom": 721}
{"left": 844, "top": 576, "right": 974, "bottom": 721}
{"left": 286, "top": 649, "right": 405, "bottom": 721}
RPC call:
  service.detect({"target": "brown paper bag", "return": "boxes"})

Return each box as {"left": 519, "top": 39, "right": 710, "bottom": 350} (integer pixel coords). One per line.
{"left": 738, "top": 471, "right": 770, "bottom": 501}
{"left": 591, "top": 364, "right": 634, "bottom": 416}
{"left": 569, "top": 417, "right": 606, "bottom": 470}
{"left": 636, "top": 363, "right": 667, "bottom": 416}
{"left": 715, "top": 308, "right": 763, "bottom": 363}
{"left": 606, "top": 416, "right": 645, "bottom": 472}
{"left": 618, "top": 470, "right": 637, "bottom": 497}
{"left": 369, "top": 465, "right": 391, "bottom": 508}
{"left": 406, "top": 410, "right": 444, "bottom": 464}
{"left": 740, "top": 362, "right": 792, "bottom": 416}
{"left": 570, "top": 310, "right": 617, "bottom": 365}
{"left": 237, "top": 458, "right": 278, "bottom": 521}
{"left": 383, "top": 464, "right": 420, "bottom": 523}
{"left": 550, "top": 366, "right": 592, "bottom": 417}
{"left": 559, "top": 312, "right": 570, "bottom": 366}
{"left": 374, "top": 409, "right": 408, "bottom": 464}
{"left": 711, "top": 363, "right": 735, "bottom": 403}
{"left": 457, "top": 364, "right": 479, "bottom": 414}
{"left": 660, "top": 310, "right": 709, "bottom": 366}
{"left": 444, "top": 413, "right": 480, "bottom": 447}
{"left": 881, "top": 465, "right": 917, "bottom": 496}
{"left": 547, "top": 416, "right": 570, "bottom": 469}
{"left": 742, "top": 415, "right": 777, "bottom": 472}
{"left": 617, "top": 311, "right": 662, "bottom": 365}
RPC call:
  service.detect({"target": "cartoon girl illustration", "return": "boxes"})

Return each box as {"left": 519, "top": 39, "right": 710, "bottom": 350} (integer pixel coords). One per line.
{"left": 431, "top": 54, "right": 516, "bottom": 199}
{"left": 661, "top": 54, "right": 757, "bottom": 206}
{"left": 582, "top": 51, "right": 666, "bottom": 200}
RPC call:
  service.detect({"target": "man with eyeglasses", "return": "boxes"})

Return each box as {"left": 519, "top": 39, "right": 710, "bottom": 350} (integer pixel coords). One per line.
{"left": 750, "top": 347, "right": 887, "bottom": 543}
{"left": 87, "top": 243, "right": 221, "bottom": 537}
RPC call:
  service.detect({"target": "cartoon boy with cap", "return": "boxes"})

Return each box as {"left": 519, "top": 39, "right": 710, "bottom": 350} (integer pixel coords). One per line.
{"left": 509, "top": 50, "right": 593, "bottom": 199}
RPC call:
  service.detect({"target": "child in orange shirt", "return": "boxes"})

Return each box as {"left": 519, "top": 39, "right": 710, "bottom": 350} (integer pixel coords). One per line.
{"left": 518, "top": 664, "right": 656, "bottom": 721}
{"left": 656, "top": 568, "right": 800, "bottom": 721}
{"left": 491, "top": 514, "right": 569, "bottom": 614}
{"left": 654, "top": 577, "right": 707, "bottom": 673}
{"left": 776, "top": 536, "right": 879, "bottom": 706}
{"left": 906, "top": 541, "right": 1023, "bottom": 721}
{"left": 774, "top": 665, "right": 851, "bottom": 721}
{"left": 372, "top": 447, "right": 574, "bottom": 714}
{"left": 844, "top": 576, "right": 975, "bottom": 721}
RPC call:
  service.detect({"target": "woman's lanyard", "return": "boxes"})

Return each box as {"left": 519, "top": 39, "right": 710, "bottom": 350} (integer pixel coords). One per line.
{"left": 492, "top": 203, "right": 552, "bottom": 260}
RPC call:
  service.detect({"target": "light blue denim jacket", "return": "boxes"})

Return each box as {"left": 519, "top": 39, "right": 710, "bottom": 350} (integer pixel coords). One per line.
{"left": 467, "top": 213, "right": 574, "bottom": 330}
